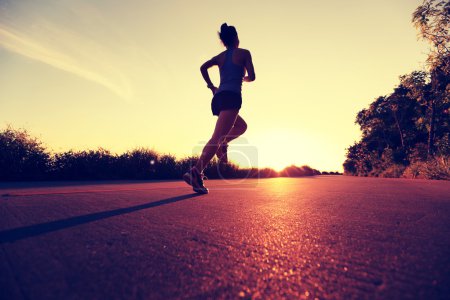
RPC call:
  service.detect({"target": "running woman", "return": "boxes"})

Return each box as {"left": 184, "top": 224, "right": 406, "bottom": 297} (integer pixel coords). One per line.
{"left": 183, "top": 23, "right": 256, "bottom": 194}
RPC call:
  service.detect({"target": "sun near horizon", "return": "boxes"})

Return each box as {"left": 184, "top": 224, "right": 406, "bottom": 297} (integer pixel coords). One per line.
{"left": 0, "top": 0, "right": 429, "bottom": 173}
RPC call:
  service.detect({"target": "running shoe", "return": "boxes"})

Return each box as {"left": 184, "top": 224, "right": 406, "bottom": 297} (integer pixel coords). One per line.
{"left": 183, "top": 167, "right": 209, "bottom": 194}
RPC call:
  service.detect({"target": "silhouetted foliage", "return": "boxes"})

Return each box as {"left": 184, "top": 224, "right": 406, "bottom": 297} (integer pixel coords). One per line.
{"left": 413, "top": 0, "right": 450, "bottom": 66}
{"left": 343, "top": 68, "right": 449, "bottom": 179}
{"left": 344, "top": 2, "right": 450, "bottom": 180}
{"left": 257, "top": 168, "right": 280, "bottom": 178}
{"left": 53, "top": 148, "right": 119, "bottom": 180}
{"left": 278, "top": 165, "right": 321, "bottom": 177}
{"left": 0, "top": 126, "right": 51, "bottom": 180}
{"left": 155, "top": 154, "right": 179, "bottom": 179}
{"left": 117, "top": 148, "right": 158, "bottom": 179}
{"left": 0, "top": 127, "right": 323, "bottom": 181}
{"left": 321, "top": 171, "right": 342, "bottom": 175}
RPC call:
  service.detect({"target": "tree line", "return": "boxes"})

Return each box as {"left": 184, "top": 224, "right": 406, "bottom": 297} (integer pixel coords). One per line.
{"left": 0, "top": 126, "right": 330, "bottom": 181}
{"left": 343, "top": 0, "right": 449, "bottom": 180}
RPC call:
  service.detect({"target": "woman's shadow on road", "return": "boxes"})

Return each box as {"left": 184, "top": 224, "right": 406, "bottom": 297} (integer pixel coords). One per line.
{"left": 0, "top": 193, "right": 202, "bottom": 244}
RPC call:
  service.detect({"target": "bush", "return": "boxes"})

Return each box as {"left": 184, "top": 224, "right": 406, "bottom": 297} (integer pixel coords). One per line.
{"left": 408, "top": 143, "right": 428, "bottom": 162}
{"left": 403, "top": 162, "right": 423, "bottom": 179}
{"left": 0, "top": 127, "right": 51, "bottom": 180}
{"left": 0, "top": 126, "right": 323, "bottom": 181}
{"left": 420, "top": 156, "right": 450, "bottom": 180}
{"left": 278, "top": 165, "right": 321, "bottom": 177}
{"left": 118, "top": 148, "right": 158, "bottom": 179}
{"left": 155, "top": 154, "right": 179, "bottom": 179}
{"left": 380, "top": 165, "right": 406, "bottom": 178}
{"left": 403, "top": 156, "right": 449, "bottom": 180}
{"left": 53, "top": 148, "right": 118, "bottom": 180}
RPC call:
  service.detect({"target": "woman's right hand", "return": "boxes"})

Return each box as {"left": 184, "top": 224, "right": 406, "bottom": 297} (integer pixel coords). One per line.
{"left": 209, "top": 86, "right": 218, "bottom": 95}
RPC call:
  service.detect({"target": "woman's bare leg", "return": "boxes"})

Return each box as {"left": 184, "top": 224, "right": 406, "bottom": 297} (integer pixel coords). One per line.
{"left": 222, "top": 115, "right": 247, "bottom": 144}
{"left": 215, "top": 115, "right": 247, "bottom": 163}
{"left": 195, "top": 109, "right": 239, "bottom": 172}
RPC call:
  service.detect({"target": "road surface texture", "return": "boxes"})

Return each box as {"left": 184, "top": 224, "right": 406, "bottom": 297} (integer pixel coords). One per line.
{"left": 0, "top": 176, "right": 449, "bottom": 300}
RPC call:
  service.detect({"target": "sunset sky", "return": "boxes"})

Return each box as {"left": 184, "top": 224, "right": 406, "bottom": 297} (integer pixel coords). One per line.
{"left": 0, "top": 0, "right": 429, "bottom": 172}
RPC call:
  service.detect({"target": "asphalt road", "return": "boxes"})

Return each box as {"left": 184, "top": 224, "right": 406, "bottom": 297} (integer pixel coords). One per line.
{"left": 0, "top": 176, "right": 449, "bottom": 300}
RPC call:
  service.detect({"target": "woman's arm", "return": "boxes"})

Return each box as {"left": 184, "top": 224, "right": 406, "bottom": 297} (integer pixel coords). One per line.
{"left": 200, "top": 56, "right": 218, "bottom": 94}
{"left": 243, "top": 50, "right": 255, "bottom": 82}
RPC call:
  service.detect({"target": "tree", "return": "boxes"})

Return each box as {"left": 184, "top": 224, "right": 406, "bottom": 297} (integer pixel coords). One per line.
{"left": 413, "top": 1, "right": 450, "bottom": 155}
{"left": 413, "top": 0, "right": 450, "bottom": 65}
{"left": 343, "top": 1, "right": 449, "bottom": 179}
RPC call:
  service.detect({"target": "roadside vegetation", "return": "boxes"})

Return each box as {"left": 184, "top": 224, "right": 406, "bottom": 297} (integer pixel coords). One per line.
{"left": 344, "top": 0, "right": 450, "bottom": 180}
{"left": 0, "top": 126, "right": 334, "bottom": 181}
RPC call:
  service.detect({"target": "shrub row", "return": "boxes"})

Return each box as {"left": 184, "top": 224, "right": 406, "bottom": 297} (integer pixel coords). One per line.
{"left": 0, "top": 127, "right": 326, "bottom": 181}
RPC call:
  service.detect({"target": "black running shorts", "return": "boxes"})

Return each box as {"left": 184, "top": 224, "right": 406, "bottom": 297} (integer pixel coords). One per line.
{"left": 211, "top": 91, "right": 242, "bottom": 116}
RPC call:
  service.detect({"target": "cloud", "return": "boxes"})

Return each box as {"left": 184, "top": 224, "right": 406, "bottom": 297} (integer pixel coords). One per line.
{"left": 0, "top": 22, "right": 133, "bottom": 101}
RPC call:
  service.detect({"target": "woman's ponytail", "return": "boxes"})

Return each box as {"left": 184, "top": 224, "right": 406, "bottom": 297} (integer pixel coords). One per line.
{"left": 218, "top": 23, "right": 238, "bottom": 47}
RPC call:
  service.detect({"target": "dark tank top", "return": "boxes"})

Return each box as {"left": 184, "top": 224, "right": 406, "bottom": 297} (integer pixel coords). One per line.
{"left": 216, "top": 49, "right": 245, "bottom": 94}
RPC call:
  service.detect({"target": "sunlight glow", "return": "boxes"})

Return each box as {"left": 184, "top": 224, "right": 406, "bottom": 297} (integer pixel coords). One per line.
{"left": 253, "top": 130, "right": 308, "bottom": 171}
{"left": 227, "top": 130, "right": 313, "bottom": 171}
